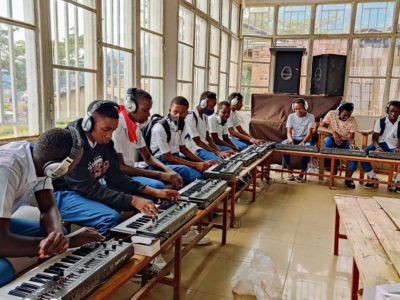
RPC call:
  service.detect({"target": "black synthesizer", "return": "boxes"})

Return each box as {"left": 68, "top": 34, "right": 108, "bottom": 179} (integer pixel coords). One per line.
{"left": 204, "top": 160, "right": 243, "bottom": 180}
{"left": 252, "top": 141, "right": 277, "bottom": 157}
{"left": 275, "top": 143, "right": 319, "bottom": 153}
{"left": 320, "top": 148, "right": 366, "bottom": 157}
{"left": 111, "top": 201, "right": 197, "bottom": 237}
{"left": 368, "top": 150, "right": 400, "bottom": 160}
{"left": 229, "top": 149, "right": 259, "bottom": 166}
{"left": 0, "top": 240, "right": 133, "bottom": 300}
{"left": 179, "top": 179, "right": 228, "bottom": 209}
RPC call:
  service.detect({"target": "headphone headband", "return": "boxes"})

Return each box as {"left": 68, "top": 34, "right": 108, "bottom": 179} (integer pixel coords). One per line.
{"left": 88, "top": 100, "right": 120, "bottom": 115}
{"left": 292, "top": 98, "right": 309, "bottom": 111}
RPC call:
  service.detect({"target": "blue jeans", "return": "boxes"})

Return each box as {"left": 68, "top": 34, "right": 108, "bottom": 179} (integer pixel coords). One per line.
{"left": 217, "top": 144, "right": 232, "bottom": 151}
{"left": 0, "top": 218, "right": 47, "bottom": 287}
{"left": 230, "top": 137, "right": 249, "bottom": 151}
{"left": 159, "top": 153, "right": 203, "bottom": 185}
{"left": 323, "top": 136, "right": 358, "bottom": 172}
{"left": 196, "top": 149, "right": 223, "bottom": 161}
{"left": 132, "top": 176, "right": 165, "bottom": 189}
{"left": 282, "top": 138, "right": 313, "bottom": 171}
{"left": 361, "top": 142, "right": 393, "bottom": 172}
{"left": 55, "top": 191, "right": 121, "bottom": 236}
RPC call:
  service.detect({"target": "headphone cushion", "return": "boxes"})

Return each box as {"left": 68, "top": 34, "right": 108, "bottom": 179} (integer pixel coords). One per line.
{"left": 43, "top": 161, "right": 62, "bottom": 178}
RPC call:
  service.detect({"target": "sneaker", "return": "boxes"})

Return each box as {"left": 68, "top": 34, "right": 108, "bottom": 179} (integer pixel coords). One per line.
{"left": 295, "top": 175, "right": 306, "bottom": 183}
{"left": 364, "top": 182, "right": 378, "bottom": 189}
{"left": 344, "top": 180, "right": 356, "bottom": 189}
{"left": 388, "top": 185, "right": 397, "bottom": 192}
{"left": 287, "top": 174, "right": 295, "bottom": 181}
{"left": 182, "top": 229, "right": 211, "bottom": 245}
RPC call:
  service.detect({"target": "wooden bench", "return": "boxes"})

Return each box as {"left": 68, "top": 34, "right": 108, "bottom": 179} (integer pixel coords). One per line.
{"left": 334, "top": 195, "right": 400, "bottom": 299}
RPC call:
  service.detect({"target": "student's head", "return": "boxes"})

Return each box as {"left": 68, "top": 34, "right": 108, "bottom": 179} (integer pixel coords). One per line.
{"left": 217, "top": 101, "right": 231, "bottom": 124}
{"left": 125, "top": 88, "right": 153, "bottom": 124}
{"left": 386, "top": 101, "right": 400, "bottom": 122}
{"left": 84, "top": 100, "right": 119, "bottom": 144}
{"left": 198, "top": 91, "right": 217, "bottom": 116}
{"left": 169, "top": 96, "right": 189, "bottom": 130}
{"left": 337, "top": 102, "right": 354, "bottom": 121}
{"left": 33, "top": 128, "right": 83, "bottom": 177}
{"left": 292, "top": 98, "right": 308, "bottom": 117}
{"left": 228, "top": 92, "right": 243, "bottom": 111}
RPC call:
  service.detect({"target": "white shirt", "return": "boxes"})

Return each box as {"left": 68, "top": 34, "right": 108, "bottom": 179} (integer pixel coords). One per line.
{"left": 185, "top": 109, "right": 209, "bottom": 151}
{"left": 227, "top": 110, "right": 241, "bottom": 128}
{"left": 150, "top": 119, "right": 186, "bottom": 157}
{"left": 208, "top": 114, "right": 229, "bottom": 140}
{"left": 0, "top": 141, "right": 53, "bottom": 218}
{"left": 374, "top": 116, "right": 400, "bottom": 149}
{"left": 112, "top": 114, "right": 147, "bottom": 168}
{"left": 286, "top": 112, "right": 315, "bottom": 140}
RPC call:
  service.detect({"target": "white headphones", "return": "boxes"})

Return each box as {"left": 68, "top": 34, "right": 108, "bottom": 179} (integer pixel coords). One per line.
{"left": 43, "top": 127, "right": 83, "bottom": 178}
{"left": 200, "top": 98, "right": 208, "bottom": 109}
{"left": 230, "top": 96, "right": 239, "bottom": 106}
{"left": 291, "top": 98, "right": 309, "bottom": 112}
{"left": 125, "top": 88, "right": 138, "bottom": 113}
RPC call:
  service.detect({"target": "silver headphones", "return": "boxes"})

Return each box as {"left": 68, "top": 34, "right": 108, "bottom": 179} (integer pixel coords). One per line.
{"left": 199, "top": 97, "right": 208, "bottom": 109}
{"left": 81, "top": 100, "right": 120, "bottom": 132}
{"left": 291, "top": 98, "right": 309, "bottom": 112}
{"left": 230, "top": 96, "right": 239, "bottom": 106}
{"left": 43, "top": 127, "right": 83, "bottom": 178}
{"left": 125, "top": 88, "right": 138, "bottom": 113}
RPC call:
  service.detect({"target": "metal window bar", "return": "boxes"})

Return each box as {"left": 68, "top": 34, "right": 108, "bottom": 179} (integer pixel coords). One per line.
{"left": 64, "top": 1, "right": 71, "bottom": 118}
{"left": 7, "top": 6, "right": 18, "bottom": 136}
{"left": 74, "top": 5, "right": 79, "bottom": 117}
{"left": 52, "top": 1, "right": 61, "bottom": 119}
{"left": 117, "top": 0, "right": 121, "bottom": 102}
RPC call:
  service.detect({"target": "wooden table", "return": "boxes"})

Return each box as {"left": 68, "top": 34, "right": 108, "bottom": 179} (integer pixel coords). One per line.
{"left": 88, "top": 188, "right": 230, "bottom": 300}
{"left": 334, "top": 195, "right": 400, "bottom": 300}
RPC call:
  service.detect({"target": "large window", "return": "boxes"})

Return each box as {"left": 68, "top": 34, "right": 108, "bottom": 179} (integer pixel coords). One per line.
{"left": 242, "top": 6, "right": 274, "bottom": 36}
{"left": 355, "top": 2, "right": 395, "bottom": 33}
{"left": 315, "top": 3, "right": 352, "bottom": 34}
{"left": 0, "top": 1, "right": 39, "bottom": 139}
{"left": 278, "top": 5, "right": 311, "bottom": 35}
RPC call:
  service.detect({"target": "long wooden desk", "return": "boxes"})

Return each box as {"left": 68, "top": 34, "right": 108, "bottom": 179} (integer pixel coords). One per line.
{"left": 334, "top": 195, "right": 400, "bottom": 300}
{"left": 87, "top": 188, "right": 230, "bottom": 300}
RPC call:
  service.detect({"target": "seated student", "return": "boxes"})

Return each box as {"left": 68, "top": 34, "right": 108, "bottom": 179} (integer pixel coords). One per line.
{"left": 186, "top": 91, "right": 232, "bottom": 161}
{"left": 320, "top": 102, "right": 359, "bottom": 189}
{"left": 0, "top": 128, "right": 103, "bottom": 287}
{"left": 53, "top": 100, "right": 180, "bottom": 236}
{"left": 113, "top": 88, "right": 183, "bottom": 190}
{"left": 208, "top": 101, "right": 240, "bottom": 152}
{"left": 360, "top": 100, "right": 400, "bottom": 191}
{"left": 149, "top": 96, "right": 216, "bottom": 186}
{"left": 227, "top": 92, "right": 265, "bottom": 149}
{"left": 282, "top": 98, "right": 315, "bottom": 182}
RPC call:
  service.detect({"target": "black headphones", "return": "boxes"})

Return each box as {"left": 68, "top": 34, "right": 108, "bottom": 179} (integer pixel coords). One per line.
{"left": 82, "top": 100, "right": 120, "bottom": 132}
{"left": 125, "top": 88, "right": 138, "bottom": 113}
{"left": 337, "top": 102, "right": 354, "bottom": 113}
{"left": 385, "top": 100, "right": 400, "bottom": 114}
{"left": 43, "top": 127, "right": 83, "bottom": 178}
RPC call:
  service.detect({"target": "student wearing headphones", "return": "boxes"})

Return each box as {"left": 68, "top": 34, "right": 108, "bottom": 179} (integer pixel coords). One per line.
{"left": 282, "top": 98, "right": 315, "bottom": 182}
{"left": 0, "top": 128, "right": 104, "bottom": 287}
{"left": 360, "top": 100, "right": 400, "bottom": 191}
{"left": 208, "top": 101, "right": 240, "bottom": 152}
{"left": 227, "top": 92, "right": 265, "bottom": 149}
{"left": 320, "top": 102, "right": 359, "bottom": 188}
{"left": 112, "top": 88, "right": 183, "bottom": 190}
{"left": 185, "top": 91, "right": 232, "bottom": 161}
{"left": 53, "top": 100, "right": 180, "bottom": 236}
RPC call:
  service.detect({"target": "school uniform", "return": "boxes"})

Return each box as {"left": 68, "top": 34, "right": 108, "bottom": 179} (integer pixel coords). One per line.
{"left": 112, "top": 113, "right": 165, "bottom": 189}
{"left": 149, "top": 118, "right": 202, "bottom": 185}
{"left": 208, "top": 114, "right": 233, "bottom": 151}
{"left": 226, "top": 110, "right": 250, "bottom": 150}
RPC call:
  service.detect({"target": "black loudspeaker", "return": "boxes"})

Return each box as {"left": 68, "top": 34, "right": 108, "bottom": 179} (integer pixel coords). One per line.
{"left": 271, "top": 48, "right": 305, "bottom": 94}
{"left": 311, "top": 54, "right": 346, "bottom": 96}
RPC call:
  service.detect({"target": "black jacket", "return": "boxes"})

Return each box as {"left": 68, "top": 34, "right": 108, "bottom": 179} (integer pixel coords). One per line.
{"left": 53, "top": 119, "right": 146, "bottom": 211}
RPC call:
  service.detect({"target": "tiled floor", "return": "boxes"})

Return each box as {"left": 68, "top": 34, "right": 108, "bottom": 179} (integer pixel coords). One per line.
{"left": 111, "top": 172, "right": 396, "bottom": 300}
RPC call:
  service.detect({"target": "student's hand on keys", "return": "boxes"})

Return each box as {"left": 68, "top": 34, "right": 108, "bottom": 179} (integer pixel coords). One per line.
{"left": 156, "top": 189, "right": 180, "bottom": 202}
{"left": 395, "top": 148, "right": 400, "bottom": 153}
{"left": 216, "top": 151, "right": 231, "bottom": 158}
{"left": 38, "top": 231, "right": 69, "bottom": 259}
{"left": 254, "top": 139, "right": 265, "bottom": 145}
{"left": 288, "top": 139, "right": 294, "bottom": 145}
{"left": 131, "top": 197, "right": 159, "bottom": 216}
{"left": 68, "top": 227, "right": 105, "bottom": 248}
{"left": 195, "top": 161, "right": 210, "bottom": 172}
{"left": 299, "top": 142, "right": 305, "bottom": 146}
{"left": 161, "top": 172, "right": 183, "bottom": 189}
{"left": 207, "top": 160, "right": 219, "bottom": 165}
{"left": 227, "top": 149, "right": 236, "bottom": 155}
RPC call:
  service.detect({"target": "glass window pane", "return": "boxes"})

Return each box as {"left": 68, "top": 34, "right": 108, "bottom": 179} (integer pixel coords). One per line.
{"left": 276, "top": 39, "right": 308, "bottom": 76}
{"left": 313, "top": 39, "right": 348, "bottom": 56}
{"left": 392, "top": 39, "right": 400, "bottom": 77}
{"left": 0, "top": 0, "right": 35, "bottom": 24}
{"left": 210, "top": 0, "right": 220, "bottom": 21}
{"left": 208, "top": 85, "right": 218, "bottom": 94}
{"left": 141, "top": 0, "right": 163, "bottom": 34}
{"left": 220, "top": 32, "right": 228, "bottom": 72}
{"left": 347, "top": 78, "right": 385, "bottom": 116}
{"left": 210, "top": 26, "right": 220, "bottom": 56}
{"left": 141, "top": 78, "right": 163, "bottom": 113}
{"left": 315, "top": 3, "right": 352, "bottom": 34}
{"left": 195, "top": 17, "right": 207, "bottom": 67}
{"left": 243, "top": 38, "right": 272, "bottom": 63}
{"left": 177, "top": 82, "right": 192, "bottom": 101}
{"left": 194, "top": 67, "right": 206, "bottom": 104}
{"left": 209, "top": 56, "right": 219, "bottom": 84}
{"left": 242, "top": 6, "right": 274, "bottom": 36}
{"left": 184, "top": 0, "right": 193, "bottom": 3}
{"left": 179, "top": 6, "right": 194, "bottom": 45}
{"left": 197, "top": 0, "right": 207, "bottom": 13}
{"left": 103, "top": 48, "right": 133, "bottom": 103}
{"left": 0, "top": 24, "right": 38, "bottom": 139}
{"left": 350, "top": 38, "right": 390, "bottom": 77}
{"left": 231, "top": 37, "right": 239, "bottom": 64}
{"left": 219, "top": 73, "right": 227, "bottom": 101}
{"left": 241, "top": 87, "right": 268, "bottom": 109}
{"left": 70, "top": 0, "right": 95, "bottom": 8}
{"left": 54, "top": 70, "right": 96, "bottom": 126}
{"left": 102, "top": 0, "right": 133, "bottom": 49}
{"left": 355, "top": 2, "right": 395, "bottom": 33}
{"left": 241, "top": 63, "right": 269, "bottom": 87}
{"left": 141, "top": 31, "right": 163, "bottom": 77}
{"left": 231, "top": 3, "right": 239, "bottom": 35}
{"left": 51, "top": 0, "right": 96, "bottom": 69}
{"left": 229, "top": 63, "right": 238, "bottom": 88}
{"left": 278, "top": 6, "right": 311, "bottom": 35}
{"left": 177, "top": 44, "right": 193, "bottom": 81}
{"left": 221, "top": 0, "right": 230, "bottom": 28}
{"left": 390, "top": 79, "right": 400, "bottom": 100}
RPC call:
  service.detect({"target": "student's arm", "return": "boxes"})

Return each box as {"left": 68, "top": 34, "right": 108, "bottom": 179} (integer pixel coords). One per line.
{"left": 162, "top": 151, "right": 209, "bottom": 172}
{"left": 192, "top": 136, "right": 217, "bottom": 152}
{"left": 349, "top": 132, "right": 356, "bottom": 148}
{"left": 179, "top": 145, "right": 204, "bottom": 162}
{"left": 228, "top": 126, "right": 251, "bottom": 142}
{"left": 372, "top": 133, "right": 380, "bottom": 147}
{"left": 222, "top": 134, "right": 240, "bottom": 151}
{"left": 301, "top": 127, "right": 313, "bottom": 144}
